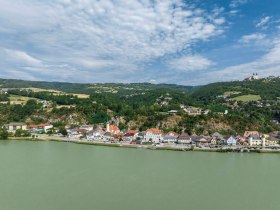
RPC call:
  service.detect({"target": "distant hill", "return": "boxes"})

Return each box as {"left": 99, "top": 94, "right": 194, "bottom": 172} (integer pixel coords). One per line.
{"left": 189, "top": 77, "right": 280, "bottom": 104}
{"left": 0, "top": 78, "right": 195, "bottom": 94}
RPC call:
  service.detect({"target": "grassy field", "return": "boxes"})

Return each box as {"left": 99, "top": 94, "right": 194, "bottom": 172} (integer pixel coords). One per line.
{"left": 72, "top": 93, "right": 90, "bottom": 99}
{"left": 223, "top": 91, "right": 241, "bottom": 96}
{"left": 22, "top": 88, "right": 90, "bottom": 99}
{"left": 21, "top": 88, "right": 62, "bottom": 93}
{"left": 233, "top": 94, "right": 261, "bottom": 102}
{"left": 9, "top": 94, "right": 39, "bottom": 105}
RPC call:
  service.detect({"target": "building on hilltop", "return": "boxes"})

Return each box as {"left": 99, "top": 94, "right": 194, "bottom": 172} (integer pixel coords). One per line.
{"left": 244, "top": 73, "right": 259, "bottom": 81}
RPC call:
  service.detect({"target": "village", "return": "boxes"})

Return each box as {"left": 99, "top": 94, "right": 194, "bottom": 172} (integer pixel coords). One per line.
{"left": 3, "top": 121, "right": 280, "bottom": 152}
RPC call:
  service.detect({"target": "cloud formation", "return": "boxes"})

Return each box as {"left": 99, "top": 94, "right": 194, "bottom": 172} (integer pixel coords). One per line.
{"left": 256, "top": 16, "right": 272, "bottom": 29}
{"left": 0, "top": 0, "right": 225, "bottom": 83}
{"left": 239, "top": 33, "right": 266, "bottom": 43}
{"left": 168, "top": 55, "right": 214, "bottom": 72}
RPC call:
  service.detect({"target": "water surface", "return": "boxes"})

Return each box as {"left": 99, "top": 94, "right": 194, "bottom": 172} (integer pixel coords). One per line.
{"left": 0, "top": 141, "right": 279, "bottom": 210}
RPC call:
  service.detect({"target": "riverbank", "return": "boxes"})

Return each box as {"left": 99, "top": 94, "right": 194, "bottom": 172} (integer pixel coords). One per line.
{"left": 4, "top": 136, "right": 280, "bottom": 154}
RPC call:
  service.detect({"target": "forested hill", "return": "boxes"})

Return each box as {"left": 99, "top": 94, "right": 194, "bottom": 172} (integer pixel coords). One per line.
{"left": 0, "top": 77, "right": 280, "bottom": 135}
{"left": 1, "top": 77, "right": 279, "bottom": 98}
{"left": 0, "top": 78, "right": 195, "bottom": 94}
{"left": 189, "top": 77, "right": 280, "bottom": 104}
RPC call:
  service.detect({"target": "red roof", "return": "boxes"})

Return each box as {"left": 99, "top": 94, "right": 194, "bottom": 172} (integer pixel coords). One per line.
{"left": 27, "top": 123, "right": 50, "bottom": 129}
{"left": 166, "top": 131, "right": 179, "bottom": 137}
{"left": 109, "top": 125, "right": 120, "bottom": 132}
{"left": 244, "top": 131, "right": 260, "bottom": 138}
{"left": 126, "top": 130, "right": 137, "bottom": 134}
{"left": 146, "top": 128, "right": 161, "bottom": 134}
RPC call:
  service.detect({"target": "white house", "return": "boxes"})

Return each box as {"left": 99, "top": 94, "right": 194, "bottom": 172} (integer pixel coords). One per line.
{"left": 4, "top": 123, "right": 27, "bottom": 132}
{"left": 87, "top": 129, "right": 104, "bottom": 141}
{"left": 144, "top": 128, "right": 162, "bottom": 143}
{"left": 224, "top": 136, "right": 237, "bottom": 146}
{"left": 177, "top": 133, "right": 192, "bottom": 144}
{"left": 247, "top": 135, "right": 265, "bottom": 146}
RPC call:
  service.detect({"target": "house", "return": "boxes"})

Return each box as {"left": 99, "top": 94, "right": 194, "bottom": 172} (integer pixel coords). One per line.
{"left": 210, "top": 138, "right": 217, "bottom": 145}
{"left": 191, "top": 135, "right": 208, "bottom": 145}
{"left": 224, "top": 136, "right": 237, "bottom": 146}
{"left": 123, "top": 130, "right": 138, "bottom": 142}
{"left": 236, "top": 135, "right": 246, "bottom": 145}
{"left": 87, "top": 128, "right": 104, "bottom": 141}
{"left": 144, "top": 128, "right": 162, "bottom": 143}
{"left": 112, "top": 133, "right": 124, "bottom": 142}
{"left": 103, "top": 132, "right": 114, "bottom": 141}
{"left": 183, "top": 107, "right": 202, "bottom": 116}
{"left": 247, "top": 135, "right": 265, "bottom": 146}
{"left": 135, "top": 132, "right": 145, "bottom": 140}
{"left": 4, "top": 123, "right": 27, "bottom": 132}
{"left": 79, "top": 125, "right": 93, "bottom": 132}
{"left": 168, "top": 110, "right": 178, "bottom": 115}
{"left": 264, "top": 133, "right": 279, "bottom": 146}
{"left": 177, "top": 133, "right": 192, "bottom": 144}
{"left": 212, "top": 132, "right": 224, "bottom": 140}
{"left": 244, "top": 131, "right": 260, "bottom": 138}
{"left": 27, "top": 123, "right": 53, "bottom": 132}
{"left": 162, "top": 132, "right": 179, "bottom": 143}
{"left": 106, "top": 123, "right": 120, "bottom": 135}
{"left": 67, "top": 128, "right": 81, "bottom": 138}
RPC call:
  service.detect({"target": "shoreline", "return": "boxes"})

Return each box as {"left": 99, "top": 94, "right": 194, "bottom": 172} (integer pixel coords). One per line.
{"left": 3, "top": 137, "right": 280, "bottom": 154}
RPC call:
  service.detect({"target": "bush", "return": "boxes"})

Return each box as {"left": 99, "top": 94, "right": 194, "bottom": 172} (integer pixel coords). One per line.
{"left": 14, "top": 129, "right": 31, "bottom": 137}
{"left": 0, "top": 129, "right": 9, "bottom": 140}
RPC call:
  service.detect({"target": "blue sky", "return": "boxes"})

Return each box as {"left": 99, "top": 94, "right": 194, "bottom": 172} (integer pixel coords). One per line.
{"left": 0, "top": 0, "right": 280, "bottom": 85}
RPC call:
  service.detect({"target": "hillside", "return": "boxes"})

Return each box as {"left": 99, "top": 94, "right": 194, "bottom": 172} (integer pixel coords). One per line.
{"left": 0, "top": 77, "right": 280, "bottom": 135}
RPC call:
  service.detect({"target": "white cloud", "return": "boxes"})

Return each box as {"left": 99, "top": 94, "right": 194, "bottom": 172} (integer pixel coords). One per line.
{"left": 230, "top": 0, "right": 248, "bottom": 8}
{"left": 239, "top": 33, "right": 266, "bottom": 43}
{"left": 168, "top": 55, "right": 214, "bottom": 72}
{"left": 256, "top": 16, "right": 272, "bottom": 29}
{"left": 0, "top": 0, "right": 225, "bottom": 83}
{"left": 198, "top": 38, "right": 280, "bottom": 84}
{"left": 3, "top": 49, "right": 43, "bottom": 66}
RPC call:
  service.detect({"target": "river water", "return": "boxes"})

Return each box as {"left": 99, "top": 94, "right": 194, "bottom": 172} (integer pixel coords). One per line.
{"left": 0, "top": 141, "right": 279, "bottom": 210}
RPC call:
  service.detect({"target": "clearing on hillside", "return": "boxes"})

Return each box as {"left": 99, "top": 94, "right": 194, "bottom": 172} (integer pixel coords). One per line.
{"left": 9, "top": 95, "right": 39, "bottom": 105}
{"left": 233, "top": 94, "right": 261, "bottom": 102}
{"left": 21, "top": 88, "right": 62, "bottom": 93}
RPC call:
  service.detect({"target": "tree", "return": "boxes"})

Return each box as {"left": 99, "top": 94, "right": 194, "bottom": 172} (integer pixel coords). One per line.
{"left": 59, "top": 127, "right": 68, "bottom": 136}
{"left": 0, "top": 129, "right": 8, "bottom": 140}
{"left": 14, "top": 129, "right": 31, "bottom": 137}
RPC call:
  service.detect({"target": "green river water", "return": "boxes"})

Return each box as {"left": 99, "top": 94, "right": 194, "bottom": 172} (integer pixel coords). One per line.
{"left": 0, "top": 140, "right": 279, "bottom": 210}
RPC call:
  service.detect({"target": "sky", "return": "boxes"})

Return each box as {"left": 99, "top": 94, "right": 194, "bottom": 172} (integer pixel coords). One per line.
{"left": 0, "top": 0, "right": 280, "bottom": 85}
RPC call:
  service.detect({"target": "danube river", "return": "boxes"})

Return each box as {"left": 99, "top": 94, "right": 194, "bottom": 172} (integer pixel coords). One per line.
{"left": 0, "top": 141, "right": 279, "bottom": 210}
